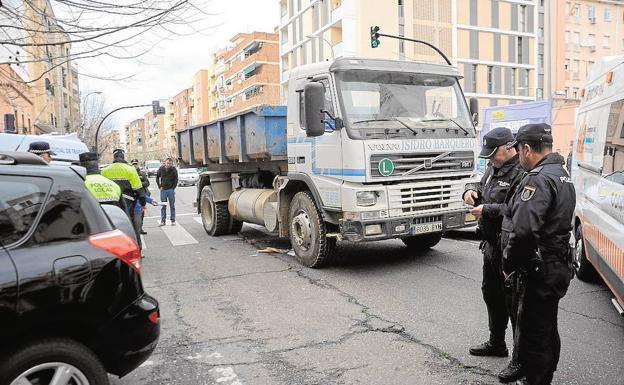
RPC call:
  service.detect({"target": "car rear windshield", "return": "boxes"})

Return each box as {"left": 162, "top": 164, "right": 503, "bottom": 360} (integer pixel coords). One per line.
{"left": 179, "top": 168, "right": 198, "bottom": 174}
{"left": 0, "top": 175, "right": 52, "bottom": 246}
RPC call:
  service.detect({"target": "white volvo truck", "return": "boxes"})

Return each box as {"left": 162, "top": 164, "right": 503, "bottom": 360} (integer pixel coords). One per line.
{"left": 177, "top": 57, "right": 480, "bottom": 267}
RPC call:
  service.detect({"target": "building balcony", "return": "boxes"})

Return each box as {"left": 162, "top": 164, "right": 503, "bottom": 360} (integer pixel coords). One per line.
{"left": 226, "top": 52, "right": 272, "bottom": 79}
{"left": 226, "top": 74, "right": 276, "bottom": 96}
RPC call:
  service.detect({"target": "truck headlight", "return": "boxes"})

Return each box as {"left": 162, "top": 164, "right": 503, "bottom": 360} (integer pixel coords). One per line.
{"left": 356, "top": 191, "right": 377, "bottom": 207}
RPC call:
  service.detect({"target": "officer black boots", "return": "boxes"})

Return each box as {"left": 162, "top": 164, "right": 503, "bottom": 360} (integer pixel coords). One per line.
{"left": 468, "top": 339, "right": 508, "bottom": 357}
{"left": 498, "top": 361, "right": 524, "bottom": 383}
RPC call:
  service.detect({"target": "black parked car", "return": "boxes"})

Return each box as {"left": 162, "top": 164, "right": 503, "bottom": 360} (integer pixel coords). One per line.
{"left": 0, "top": 152, "right": 159, "bottom": 385}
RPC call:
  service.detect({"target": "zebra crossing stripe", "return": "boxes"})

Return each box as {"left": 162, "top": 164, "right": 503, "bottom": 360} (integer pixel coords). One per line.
{"left": 140, "top": 235, "right": 147, "bottom": 249}
{"left": 193, "top": 216, "right": 203, "bottom": 225}
{"left": 160, "top": 222, "right": 199, "bottom": 246}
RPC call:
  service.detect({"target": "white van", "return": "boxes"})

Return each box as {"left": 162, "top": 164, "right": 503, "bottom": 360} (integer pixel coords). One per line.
{"left": 0, "top": 132, "right": 89, "bottom": 164}
{"left": 144, "top": 160, "right": 161, "bottom": 177}
{"left": 573, "top": 55, "right": 624, "bottom": 316}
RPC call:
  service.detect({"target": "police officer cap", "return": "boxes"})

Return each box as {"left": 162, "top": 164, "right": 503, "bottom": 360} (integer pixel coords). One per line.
{"left": 478, "top": 127, "right": 514, "bottom": 159}
{"left": 112, "top": 148, "right": 125, "bottom": 157}
{"left": 28, "top": 141, "right": 56, "bottom": 155}
{"left": 79, "top": 151, "right": 99, "bottom": 162}
{"left": 131, "top": 158, "right": 139, "bottom": 165}
{"left": 508, "top": 123, "right": 553, "bottom": 148}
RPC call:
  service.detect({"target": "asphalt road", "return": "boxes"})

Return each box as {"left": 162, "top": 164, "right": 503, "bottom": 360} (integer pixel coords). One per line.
{"left": 111, "top": 181, "right": 624, "bottom": 385}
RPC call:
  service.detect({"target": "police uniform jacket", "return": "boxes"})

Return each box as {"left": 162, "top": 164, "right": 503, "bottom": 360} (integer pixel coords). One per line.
{"left": 101, "top": 160, "right": 146, "bottom": 206}
{"left": 465, "top": 154, "right": 523, "bottom": 246}
{"left": 501, "top": 153, "right": 576, "bottom": 295}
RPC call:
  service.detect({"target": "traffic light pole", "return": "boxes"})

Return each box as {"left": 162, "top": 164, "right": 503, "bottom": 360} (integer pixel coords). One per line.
{"left": 93, "top": 104, "right": 151, "bottom": 154}
{"left": 374, "top": 30, "right": 452, "bottom": 66}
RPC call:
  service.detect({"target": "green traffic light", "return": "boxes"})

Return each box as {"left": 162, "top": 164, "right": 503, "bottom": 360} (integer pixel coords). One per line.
{"left": 372, "top": 40, "right": 380, "bottom": 48}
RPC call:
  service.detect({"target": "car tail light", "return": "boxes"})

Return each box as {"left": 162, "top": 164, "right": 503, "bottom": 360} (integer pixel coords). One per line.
{"left": 89, "top": 229, "right": 141, "bottom": 273}
{"left": 148, "top": 311, "right": 159, "bottom": 324}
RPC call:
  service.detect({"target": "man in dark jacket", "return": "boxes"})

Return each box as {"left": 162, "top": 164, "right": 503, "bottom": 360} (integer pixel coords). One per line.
{"left": 464, "top": 127, "right": 524, "bottom": 382}
{"left": 156, "top": 157, "right": 178, "bottom": 226}
{"left": 501, "top": 123, "right": 575, "bottom": 385}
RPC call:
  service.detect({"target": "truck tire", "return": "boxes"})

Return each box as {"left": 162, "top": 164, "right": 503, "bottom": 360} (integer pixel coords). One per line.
{"left": 574, "top": 224, "right": 599, "bottom": 282}
{"left": 402, "top": 233, "right": 443, "bottom": 251}
{"left": 200, "top": 185, "right": 231, "bottom": 236}
{"left": 0, "top": 338, "right": 109, "bottom": 385}
{"left": 289, "top": 191, "right": 335, "bottom": 268}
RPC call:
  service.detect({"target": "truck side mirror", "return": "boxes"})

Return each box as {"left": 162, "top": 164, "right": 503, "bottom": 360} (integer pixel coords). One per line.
{"left": 469, "top": 97, "right": 479, "bottom": 126}
{"left": 304, "top": 82, "right": 326, "bottom": 137}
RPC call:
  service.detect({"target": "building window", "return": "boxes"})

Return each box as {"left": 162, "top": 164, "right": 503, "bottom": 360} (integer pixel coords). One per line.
{"left": 587, "top": 33, "right": 595, "bottom": 47}
{"left": 523, "top": 70, "right": 529, "bottom": 96}
{"left": 603, "top": 35, "right": 610, "bottom": 48}
{"left": 538, "top": 53, "right": 544, "bottom": 69}
{"left": 572, "top": 87, "right": 579, "bottom": 99}
{"left": 573, "top": 4, "right": 580, "bottom": 18}
{"left": 573, "top": 32, "right": 580, "bottom": 48}
{"left": 564, "top": 87, "right": 570, "bottom": 98}
{"left": 588, "top": 5, "right": 596, "bottom": 21}
{"left": 471, "top": 64, "right": 477, "bottom": 93}
{"left": 517, "top": 37, "right": 523, "bottom": 63}
{"left": 510, "top": 68, "right": 516, "bottom": 95}
{"left": 487, "top": 66, "right": 494, "bottom": 94}
{"left": 519, "top": 5, "right": 526, "bottom": 32}
{"left": 537, "top": 88, "right": 543, "bottom": 99}
{"left": 604, "top": 7, "right": 611, "bottom": 21}
{"left": 537, "top": 27, "right": 544, "bottom": 39}
{"left": 564, "top": 58, "right": 570, "bottom": 71}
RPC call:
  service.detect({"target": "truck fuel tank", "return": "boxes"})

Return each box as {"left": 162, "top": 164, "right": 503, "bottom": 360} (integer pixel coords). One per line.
{"left": 228, "top": 189, "right": 278, "bottom": 232}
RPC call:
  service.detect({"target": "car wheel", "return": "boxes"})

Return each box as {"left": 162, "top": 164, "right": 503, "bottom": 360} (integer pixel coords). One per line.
{"left": 0, "top": 338, "right": 109, "bottom": 385}
{"left": 402, "top": 233, "right": 443, "bottom": 251}
{"left": 574, "top": 224, "right": 599, "bottom": 282}
{"left": 288, "top": 191, "right": 335, "bottom": 268}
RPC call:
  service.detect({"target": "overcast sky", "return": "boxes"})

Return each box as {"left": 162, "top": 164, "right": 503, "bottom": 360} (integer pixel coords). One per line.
{"left": 78, "top": 0, "right": 279, "bottom": 138}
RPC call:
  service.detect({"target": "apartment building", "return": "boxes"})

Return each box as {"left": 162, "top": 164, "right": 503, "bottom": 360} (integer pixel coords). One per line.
{"left": 0, "top": 64, "right": 34, "bottom": 134}
{"left": 125, "top": 118, "right": 146, "bottom": 160}
{"left": 22, "top": 0, "right": 81, "bottom": 133}
{"left": 192, "top": 69, "right": 211, "bottom": 125}
{"left": 278, "top": 0, "right": 542, "bottom": 110}
{"left": 549, "top": 0, "right": 624, "bottom": 154}
{"left": 99, "top": 129, "right": 122, "bottom": 164}
{"left": 216, "top": 32, "right": 281, "bottom": 117}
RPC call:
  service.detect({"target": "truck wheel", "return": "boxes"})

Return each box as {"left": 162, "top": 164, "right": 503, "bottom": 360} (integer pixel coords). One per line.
{"left": 574, "top": 224, "right": 599, "bottom": 282}
{"left": 200, "top": 185, "right": 231, "bottom": 236}
{"left": 402, "top": 233, "right": 443, "bottom": 251}
{"left": 0, "top": 338, "right": 109, "bottom": 385}
{"left": 289, "top": 191, "right": 335, "bottom": 268}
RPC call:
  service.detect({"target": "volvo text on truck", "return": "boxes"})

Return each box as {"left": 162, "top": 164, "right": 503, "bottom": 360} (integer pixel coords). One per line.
{"left": 177, "top": 57, "right": 480, "bottom": 267}
{"left": 572, "top": 55, "right": 624, "bottom": 316}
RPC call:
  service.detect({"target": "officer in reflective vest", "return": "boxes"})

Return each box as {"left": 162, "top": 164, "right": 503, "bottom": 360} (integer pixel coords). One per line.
{"left": 80, "top": 151, "right": 124, "bottom": 208}
{"left": 101, "top": 149, "right": 146, "bottom": 219}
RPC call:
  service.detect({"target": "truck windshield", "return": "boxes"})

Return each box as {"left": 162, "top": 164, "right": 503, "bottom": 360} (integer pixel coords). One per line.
{"left": 335, "top": 70, "right": 474, "bottom": 138}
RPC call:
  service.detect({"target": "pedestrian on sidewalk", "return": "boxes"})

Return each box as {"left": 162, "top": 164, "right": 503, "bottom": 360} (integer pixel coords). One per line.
{"left": 156, "top": 157, "right": 178, "bottom": 226}
{"left": 463, "top": 127, "right": 524, "bottom": 383}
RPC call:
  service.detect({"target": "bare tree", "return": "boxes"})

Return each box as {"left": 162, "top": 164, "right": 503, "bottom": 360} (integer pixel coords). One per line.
{"left": 0, "top": 0, "right": 219, "bottom": 83}
{"left": 79, "top": 90, "right": 116, "bottom": 156}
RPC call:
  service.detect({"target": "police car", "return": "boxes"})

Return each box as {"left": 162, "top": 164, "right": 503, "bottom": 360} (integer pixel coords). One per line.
{"left": 572, "top": 55, "right": 624, "bottom": 316}
{"left": 0, "top": 132, "right": 89, "bottom": 164}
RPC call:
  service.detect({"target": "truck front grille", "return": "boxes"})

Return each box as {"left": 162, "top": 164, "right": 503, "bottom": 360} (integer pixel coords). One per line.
{"left": 371, "top": 151, "right": 474, "bottom": 179}
{"left": 388, "top": 183, "right": 464, "bottom": 217}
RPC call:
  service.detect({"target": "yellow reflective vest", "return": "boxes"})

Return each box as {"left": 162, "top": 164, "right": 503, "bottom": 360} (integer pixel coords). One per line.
{"left": 85, "top": 174, "right": 121, "bottom": 203}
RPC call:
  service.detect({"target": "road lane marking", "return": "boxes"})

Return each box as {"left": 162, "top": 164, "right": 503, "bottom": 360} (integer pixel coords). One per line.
{"left": 144, "top": 212, "right": 196, "bottom": 219}
{"left": 193, "top": 216, "right": 203, "bottom": 225}
{"left": 160, "top": 223, "right": 199, "bottom": 246}
{"left": 140, "top": 235, "right": 146, "bottom": 249}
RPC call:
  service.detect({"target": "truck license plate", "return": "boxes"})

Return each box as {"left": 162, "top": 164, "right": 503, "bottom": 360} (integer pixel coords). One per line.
{"left": 411, "top": 222, "right": 443, "bottom": 235}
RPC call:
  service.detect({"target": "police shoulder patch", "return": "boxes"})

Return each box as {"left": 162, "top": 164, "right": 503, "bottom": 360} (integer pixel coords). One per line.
{"left": 521, "top": 185, "right": 537, "bottom": 201}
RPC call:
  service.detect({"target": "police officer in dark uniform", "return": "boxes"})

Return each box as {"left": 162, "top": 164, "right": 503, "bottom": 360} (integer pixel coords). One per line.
{"left": 501, "top": 123, "right": 575, "bottom": 385}
{"left": 464, "top": 127, "right": 524, "bottom": 382}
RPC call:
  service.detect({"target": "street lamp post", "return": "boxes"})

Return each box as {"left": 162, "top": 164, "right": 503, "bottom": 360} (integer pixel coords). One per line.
{"left": 306, "top": 34, "right": 335, "bottom": 60}
{"left": 80, "top": 91, "right": 102, "bottom": 137}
